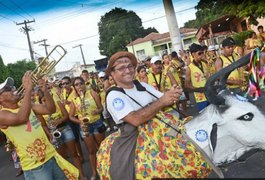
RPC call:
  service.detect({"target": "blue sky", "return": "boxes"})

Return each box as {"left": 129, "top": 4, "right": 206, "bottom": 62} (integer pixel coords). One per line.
{"left": 0, "top": 0, "right": 199, "bottom": 71}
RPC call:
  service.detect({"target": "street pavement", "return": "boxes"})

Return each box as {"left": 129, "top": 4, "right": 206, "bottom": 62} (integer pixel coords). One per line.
{"left": 1, "top": 99, "right": 265, "bottom": 179}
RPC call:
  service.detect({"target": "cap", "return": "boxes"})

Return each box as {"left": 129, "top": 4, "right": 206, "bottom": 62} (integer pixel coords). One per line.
{"left": 189, "top": 43, "right": 204, "bottom": 53}
{"left": 98, "top": 71, "right": 105, "bottom": 78}
{"left": 0, "top": 77, "right": 14, "bottom": 94}
{"left": 106, "top": 51, "right": 138, "bottom": 75}
{"left": 150, "top": 56, "right": 162, "bottom": 64}
{"left": 208, "top": 45, "right": 215, "bottom": 51}
{"left": 222, "top": 37, "right": 235, "bottom": 47}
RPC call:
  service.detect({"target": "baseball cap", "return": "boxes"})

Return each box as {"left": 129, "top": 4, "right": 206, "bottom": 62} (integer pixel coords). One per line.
{"left": 98, "top": 71, "right": 105, "bottom": 78}
{"left": 222, "top": 37, "right": 235, "bottom": 47}
{"left": 150, "top": 56, "right": 162, "bottom": 64}
{"left": 0, "top": 77, "right": 14, "bottom": 94}
{"left": 208, "top": 45, "right": 215, "bottom": 51}
{"left": 189, "top": 43, "right": 204, "bottom": 53}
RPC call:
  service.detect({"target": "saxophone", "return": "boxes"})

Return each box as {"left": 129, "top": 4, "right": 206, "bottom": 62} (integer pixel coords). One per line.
{"left": 80, "top": 91, "right": 90, "bottom": 136}
{"left": 47, "top": 114, "right": 62, "bottom": 149}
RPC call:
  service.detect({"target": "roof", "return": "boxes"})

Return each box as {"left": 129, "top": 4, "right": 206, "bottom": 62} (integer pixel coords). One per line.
{"left": 127, "top": 28, "right": 197, "bottom": 46}
{"left": 196, "top": 15, "right": 242, "bottom": 41}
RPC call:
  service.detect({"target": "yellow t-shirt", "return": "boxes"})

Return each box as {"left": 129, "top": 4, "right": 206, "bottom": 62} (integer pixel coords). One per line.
{"left": 147, "top": 73, "right": 169, "bottom": 93}
{"left": 73, "top": 90, "right": 100, "bottom": 124}
{"left": 1, "top": 108, "right": 56, "bottom": 170}
{"left": 219, "top": 53, "right": 240, "bottom": 88}
{"left": 0, "top": 108, "right": 79, "bottom": 178}
{"left": 62, "top": 88, "right": 75, "bottom": 113}
{"left": 188, "top": 62, "right": 207, "bottom": 103}
{"left": 164, "top": 64, "right": 182, "bottom": 87}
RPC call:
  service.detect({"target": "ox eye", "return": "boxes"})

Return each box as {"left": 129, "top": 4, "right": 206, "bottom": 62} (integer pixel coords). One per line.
{"left": 237, "top": 112, "right": 254, "bottom": 121}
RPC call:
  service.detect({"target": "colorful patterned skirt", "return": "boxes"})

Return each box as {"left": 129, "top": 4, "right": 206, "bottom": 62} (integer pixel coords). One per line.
{"left": 97, "top": 112, "right": 212, "bottom": 179}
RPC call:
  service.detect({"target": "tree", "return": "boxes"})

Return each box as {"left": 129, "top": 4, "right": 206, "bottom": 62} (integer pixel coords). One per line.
{"left": 184, "top": 0, "right": 265, "bottom": 28}
{"left": 98, "top": 7, "right": 158, "bottom": 58}
{"left": 7, "top": 59, "right": 36, "bottom": 88}
{"left": 0, "top": 55, "right": 9, "bottom": 83}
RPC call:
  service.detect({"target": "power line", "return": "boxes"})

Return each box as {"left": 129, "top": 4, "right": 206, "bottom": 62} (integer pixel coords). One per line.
{"left": 0, "top": 14, "right": 16, "bottom": 23}
{"left": 0, "top": 1, "right": 28, "bottom": 20}
{"left": 9, "top": 0, "right": 35, "bottom": 20}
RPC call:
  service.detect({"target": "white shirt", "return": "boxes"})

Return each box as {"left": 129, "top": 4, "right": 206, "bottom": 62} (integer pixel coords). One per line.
{"left": 106, "top": 82, "right": 163, "bottom": 124}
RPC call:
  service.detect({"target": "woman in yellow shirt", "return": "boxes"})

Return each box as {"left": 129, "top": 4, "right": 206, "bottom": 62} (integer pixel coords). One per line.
{"left": 69, "top": 76, "right": 105, "bottom": 179}
{"left": 136, "top": 65, "right": 148, "bottom": 83}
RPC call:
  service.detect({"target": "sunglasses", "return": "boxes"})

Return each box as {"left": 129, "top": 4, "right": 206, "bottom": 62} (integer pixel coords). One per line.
{"left": 74, "top": 82, "right": 84, "bottom": 87}
{"left": 62, "top": 82, "right": 70, "bottom": 86}
{"left": 197, "top": 51, "right": 204, "bottom": 56}
{"left": 0, "top": 86, "right": 13, "bottom": 95}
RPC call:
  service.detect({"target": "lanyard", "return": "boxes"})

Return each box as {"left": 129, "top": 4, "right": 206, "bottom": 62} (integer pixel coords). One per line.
{"left": 152, "top": 73, "right": 162, "bottom": 91}
{"left": 193, "top": 61, "right": 204, "bottom": 74}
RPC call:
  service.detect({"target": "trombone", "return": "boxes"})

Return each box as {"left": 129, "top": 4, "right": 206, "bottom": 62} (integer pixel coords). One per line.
{"left": 16, "top": 45, "right": 67, "bottom": 97}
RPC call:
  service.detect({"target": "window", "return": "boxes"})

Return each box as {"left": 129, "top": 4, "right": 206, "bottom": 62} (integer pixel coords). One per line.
{"left": 183, "top": 38, "right": 192, "bottom": 45}
{"left": 136, "top": 49, "right": 145, "bottom": 57}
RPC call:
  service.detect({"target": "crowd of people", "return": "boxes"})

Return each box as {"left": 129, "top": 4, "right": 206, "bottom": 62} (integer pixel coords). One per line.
{"left": 0, "top": 25, "right": 265, "bottom": 179}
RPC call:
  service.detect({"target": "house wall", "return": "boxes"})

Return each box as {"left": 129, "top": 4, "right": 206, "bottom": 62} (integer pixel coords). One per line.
{"left": 182, "top": 35, "right": 198, "bottom": 50}
{"left": 127, "top": 41, "right": 154, "bottom": 58}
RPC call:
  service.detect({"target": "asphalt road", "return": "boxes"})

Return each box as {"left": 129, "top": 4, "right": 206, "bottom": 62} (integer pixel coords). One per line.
{"left": 1, "top": 97, "right": 265, "bottom": 179}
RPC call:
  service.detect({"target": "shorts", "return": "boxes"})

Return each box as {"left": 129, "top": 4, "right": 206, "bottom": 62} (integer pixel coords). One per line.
{"left": 24, "top": 157, "right": 66, "bottom": 180}
{"left": 80, "top": 119, "right": 106, "bottom": 138}
{"left": 60, "top": 125, "right": 75, "bottom": 143}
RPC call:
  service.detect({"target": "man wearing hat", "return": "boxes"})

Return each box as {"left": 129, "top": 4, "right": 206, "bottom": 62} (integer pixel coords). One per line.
{"left": 185, "top": 43, "right": 209, "bottom": 111}
{"left": 215, "top": 37, "right": 244, "bottom": 90}
{"left": 0, "top": 72, "right": 79, "bottom": 179}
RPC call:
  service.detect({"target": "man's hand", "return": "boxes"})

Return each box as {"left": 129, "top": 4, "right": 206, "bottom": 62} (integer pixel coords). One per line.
{"left": 22, "top": 71, "right": 33, "bottom": 91}
{"left": 159, "top": 84, "right": 183, "bottom": 106}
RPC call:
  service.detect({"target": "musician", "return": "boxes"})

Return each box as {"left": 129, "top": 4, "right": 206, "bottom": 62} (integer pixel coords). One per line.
{"left": 0, "top": 72, "right": 79, "bottom": 179}
{"left": 185, "top": 43, "right": 209, "bottom": 111}
{"left": 206, "top": 45, "right": 217, "bottom": 76}
{"left": 215, "top": 37, "right": 243, "bottom": 91}
{"left": 37, "top": 88, "right": 86, "bottom": 180}
{"left": 61, "top": 76, "right": 84, "bottom": 163}
{"left": 69, "top": 77, "right": 105, "bottom": 180}
{"left": 96, "top": 51, "right": 212, "bottom": 179}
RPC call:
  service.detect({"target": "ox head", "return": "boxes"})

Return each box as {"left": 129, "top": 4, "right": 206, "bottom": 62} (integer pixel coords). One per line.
{"left": 185, "top": 50, "right": 265, "bottom": 165}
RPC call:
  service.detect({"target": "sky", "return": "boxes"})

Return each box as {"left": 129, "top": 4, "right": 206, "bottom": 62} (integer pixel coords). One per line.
{"left": 0, "top": 0, "right": 199, "bottom": 72}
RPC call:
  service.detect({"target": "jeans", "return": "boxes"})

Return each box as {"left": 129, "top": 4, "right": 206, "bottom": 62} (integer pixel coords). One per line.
{"left": 60, "top": 125, "right": 75, "bottom": 143}
{"left": 24, "top": 157, "right": 66, "bottom": 180}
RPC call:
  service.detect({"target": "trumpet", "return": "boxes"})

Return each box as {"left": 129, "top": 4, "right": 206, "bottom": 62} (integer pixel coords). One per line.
{"left": 16, "top": 45, "right": 67, "bottom": 97}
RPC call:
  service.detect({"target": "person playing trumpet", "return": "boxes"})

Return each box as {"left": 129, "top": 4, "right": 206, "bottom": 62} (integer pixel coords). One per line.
{"left": 0, "top": 72, "right": 79, "bottom": 180}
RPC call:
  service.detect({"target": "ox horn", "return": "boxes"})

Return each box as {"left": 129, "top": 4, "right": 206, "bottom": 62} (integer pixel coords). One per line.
{"left": 205, "top": 52, "right": 252, "bottom": 105}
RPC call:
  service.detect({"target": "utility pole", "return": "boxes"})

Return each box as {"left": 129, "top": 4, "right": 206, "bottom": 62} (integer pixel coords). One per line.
{"left": 163, "top": 0, "right": 183, "bottom": 52}
{"left": 34, "top": 39, "right": 50, "bottom": 56}
{"left": 16, "top": 19, "right": 35, "bottom": 61}
{"left": 73, "top": 44, "right": 87, "bottom": 66}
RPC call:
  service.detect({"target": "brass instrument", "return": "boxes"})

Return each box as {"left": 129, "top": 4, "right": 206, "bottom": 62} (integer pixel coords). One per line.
{"left": 80, "top": 91, "right": 90, "bottom": 136}
{"left": 47, "top": 114, "right": 62, "bottom": 149}
{"left": 238, "top": 67, "right": 249, "bottom": 92}
{"left": 16, "top": 45, "right": 67, "bottom": 97}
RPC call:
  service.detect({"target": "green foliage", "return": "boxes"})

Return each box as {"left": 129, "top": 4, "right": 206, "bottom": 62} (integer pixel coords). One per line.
{"left": 0, "top": 56, "right": 9, "bottom": 83}
{"left": 232, "top": 30, "right": 253, "bottom": 47}
{"left": 98, "top": 7, "right": 158, "bottom": 58}
{"left": 184, "top": 0, "right": 265, "bottom": 28}
{"left": 7, "top": 59, "right": 36, "bottom": 88}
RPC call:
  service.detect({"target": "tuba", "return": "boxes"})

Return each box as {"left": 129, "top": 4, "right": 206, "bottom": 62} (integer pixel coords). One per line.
{"left": 16, "top": 45, "right": 67, "bottom": 97}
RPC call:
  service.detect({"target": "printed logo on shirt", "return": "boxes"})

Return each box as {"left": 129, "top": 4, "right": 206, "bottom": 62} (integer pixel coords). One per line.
{"left": 112, "top": 98, "right": 125, "bottom": 111}
{"left": 195, "top": 129, "right": 208, "bottom": 142}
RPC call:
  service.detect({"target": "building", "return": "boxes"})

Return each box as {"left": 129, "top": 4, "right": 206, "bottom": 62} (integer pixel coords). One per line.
{"left": 54, "top": 62, "right": 95, "bottom": 79}
{"left": 126, "top": 28, "right": 198, "bottom": 58}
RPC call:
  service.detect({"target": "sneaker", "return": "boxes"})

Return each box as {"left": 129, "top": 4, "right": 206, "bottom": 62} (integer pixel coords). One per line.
{"left": 113, "top": 126, "right": 118, "bottom": 131}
